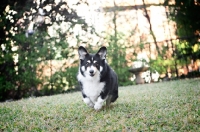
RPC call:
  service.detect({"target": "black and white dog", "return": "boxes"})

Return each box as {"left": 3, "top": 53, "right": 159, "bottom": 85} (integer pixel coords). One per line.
{"left": 77, "top": 46, "right": 118, "bottom": 110}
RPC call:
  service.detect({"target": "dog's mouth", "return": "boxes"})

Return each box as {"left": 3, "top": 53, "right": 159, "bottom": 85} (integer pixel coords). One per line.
{"left": 90, "top": 73, "right": 95, "bottom": 77}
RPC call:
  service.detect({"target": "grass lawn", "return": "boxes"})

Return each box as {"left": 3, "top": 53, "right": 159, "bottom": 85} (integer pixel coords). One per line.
{"left": 0, "top": 79, "right": 200, "bottom": 131}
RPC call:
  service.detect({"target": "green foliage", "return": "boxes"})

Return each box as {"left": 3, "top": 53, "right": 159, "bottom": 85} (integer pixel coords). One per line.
{"left": 41, "top": 66, "right": 78, "bottom": 95}
{"left": 14, "top": 29, "right": 77, "bottom": 96}
{"left": 170, "top": 0, "right": 200, "bottom": 37}
{"left": 175, "top": 40, "right": 200, "bottom": 61}
{"left": 0, "top": 0, "right": 89, "bottom": 101}
{"left": 149, "top": 55, "right": 177, "bottom": 76}
{"left": 0, "top": 5, "right": 18, "bottom": 100}
{"left": 169, "top": 0, "right": 200, "bottom": 61}
{"left": 106, "top": 33, "right": 133, "bottom": 86}
{"left": 0, "top": 76, "right": 15, "bottom": 100}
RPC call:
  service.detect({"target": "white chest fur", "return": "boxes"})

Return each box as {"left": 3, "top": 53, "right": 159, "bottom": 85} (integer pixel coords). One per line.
{"left": 77, "top": 72, "right": 105, "bottom": 103}
{"left": 83, "top": 80, "right": 105, "bottom": 102}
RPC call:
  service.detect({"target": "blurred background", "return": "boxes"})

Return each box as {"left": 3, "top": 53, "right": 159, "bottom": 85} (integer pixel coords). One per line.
{"left": 0, "top": 0, "right": 200, "bottom": 101}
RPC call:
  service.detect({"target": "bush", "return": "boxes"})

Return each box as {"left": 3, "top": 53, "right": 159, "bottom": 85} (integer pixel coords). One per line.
{"left": 106, "top": 33, "right": 133, "bottom": 86}
{"left": 41, "top": 66, "right": 79, "bottom": 95}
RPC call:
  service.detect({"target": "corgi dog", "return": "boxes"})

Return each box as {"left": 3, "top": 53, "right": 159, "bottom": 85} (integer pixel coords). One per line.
{"left": 77, "top": 46, "right": 118, "bottom": 110}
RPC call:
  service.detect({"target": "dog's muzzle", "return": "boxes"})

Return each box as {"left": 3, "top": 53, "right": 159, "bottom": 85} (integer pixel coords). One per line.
{"left": 89, "top": 69, "right": 95, "bottom": 76}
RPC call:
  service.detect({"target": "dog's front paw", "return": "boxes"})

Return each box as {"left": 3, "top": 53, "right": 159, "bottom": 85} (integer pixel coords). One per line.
{"left": 94, "top": 97, "right": 104, "bottom": 110}
{"left": 94, "top": 102, "right": 103, "bottom": 110}
{"left": 83, "top": 97, "right": 94, "bottom": 108}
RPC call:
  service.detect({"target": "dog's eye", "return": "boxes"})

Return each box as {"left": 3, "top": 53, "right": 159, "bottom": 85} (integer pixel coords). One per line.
{"left": 93, "top": 63, "right": 99, "bottom": 67}
{"left": 86, "top": 62, "right": 89, "bottom": 65}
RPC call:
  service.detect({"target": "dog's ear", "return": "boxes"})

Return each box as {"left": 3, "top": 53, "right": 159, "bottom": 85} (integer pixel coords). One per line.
{"left": 78, "top": 46, "right": 88, "bottom": 60}
{"left": 97, "top": 46, "right": 107, "bottom": 60}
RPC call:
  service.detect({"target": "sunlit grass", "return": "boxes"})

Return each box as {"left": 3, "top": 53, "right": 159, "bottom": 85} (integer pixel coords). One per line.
{"left": 0, "top": 79, "right": 200, "bottom": 131}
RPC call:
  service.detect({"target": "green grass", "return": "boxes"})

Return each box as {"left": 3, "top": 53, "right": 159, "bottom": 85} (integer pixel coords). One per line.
{"left": 0, "top": 79, "right": 200, "bottom": 131}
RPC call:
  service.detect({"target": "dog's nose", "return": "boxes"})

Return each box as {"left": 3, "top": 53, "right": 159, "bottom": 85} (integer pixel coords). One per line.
{"left": 89, "top": 70, "right": 94, "bottom": 74}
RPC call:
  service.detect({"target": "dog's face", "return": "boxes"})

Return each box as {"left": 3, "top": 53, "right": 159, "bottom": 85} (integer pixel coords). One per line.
{"left": 78, "top": 46, "right": 107, "bottom": 78}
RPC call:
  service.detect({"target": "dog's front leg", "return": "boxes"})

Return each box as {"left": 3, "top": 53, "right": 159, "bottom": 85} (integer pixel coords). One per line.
{"left": 94, "top": 97, "right": 105, "bottom": 110}
{"left": 82, "top": 92, "right": 94, "bottom": 108}
{"left": 94, "top": 86, "right": 109, "bottom": 110}
{"left": 83, "top": 97, "right": 94, "bottom": 108}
